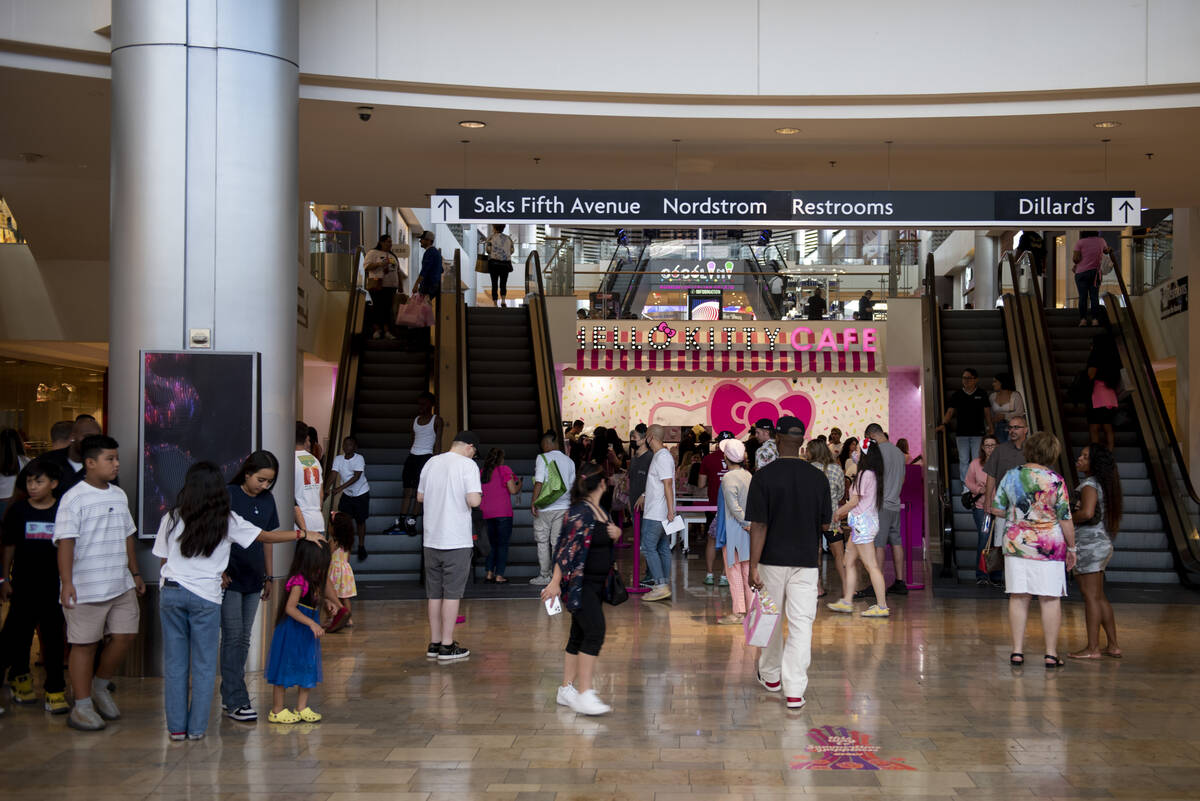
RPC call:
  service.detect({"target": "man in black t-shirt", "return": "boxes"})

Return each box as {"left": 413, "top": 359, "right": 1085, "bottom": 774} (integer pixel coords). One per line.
{"left": 746, "top": 415, "right": 831, "bottom": 711}
{"left": 936, "top": 367, "right": 992, "bottom": 487}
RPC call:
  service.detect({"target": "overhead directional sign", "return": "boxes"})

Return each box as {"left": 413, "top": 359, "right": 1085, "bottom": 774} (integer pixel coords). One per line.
{"left": 434, "top": 189, "right": 1141, "bottom": 228}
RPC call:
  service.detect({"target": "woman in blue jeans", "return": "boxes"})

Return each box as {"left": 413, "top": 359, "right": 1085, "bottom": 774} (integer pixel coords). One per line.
{"left": 154, "top": 462, "right": 325, "bottom": 740}
{"left": 220, "top": 451, "right": 279, "bottom": 722}
{"left": 965, "top": 436, "right": 999, "bottom": 585}
{"left": 480, "top": 448, "right": 520, "bottom": 582}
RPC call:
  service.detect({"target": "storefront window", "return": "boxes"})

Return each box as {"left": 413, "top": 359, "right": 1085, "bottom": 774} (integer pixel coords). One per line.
{"left": 0, "top": 359, "right": 104, "bottom": 454}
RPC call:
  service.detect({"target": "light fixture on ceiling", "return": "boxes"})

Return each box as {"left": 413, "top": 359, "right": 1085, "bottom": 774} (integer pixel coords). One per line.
{"left": 775, "top": 127, "right": 801, "bottom": 135}
{"left": 1093, "top": 121, "right": 1121, "bottom": 129}
{"left": 18, "top": 152, "right": 44, "bottom": 163}
{"left": 459, "top": 120, "right": 486, "bottom": 129}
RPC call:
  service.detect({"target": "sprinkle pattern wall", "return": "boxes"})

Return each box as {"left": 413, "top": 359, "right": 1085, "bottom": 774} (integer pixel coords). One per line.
{"left": 560, "top": 376, "right": 888, "bottom": 439}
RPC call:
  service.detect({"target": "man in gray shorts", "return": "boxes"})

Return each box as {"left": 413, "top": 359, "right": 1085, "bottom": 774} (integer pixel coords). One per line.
{"left": 416, "top": 431, "right": 482, "bottom": 662}
{"left": 864, "top": 423, "right": 908, "bottom": 597}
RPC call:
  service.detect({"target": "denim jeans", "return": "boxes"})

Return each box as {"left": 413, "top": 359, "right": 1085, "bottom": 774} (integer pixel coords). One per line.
{"left": 161, "top": 583, "right": 221, "bottom": 737}
{"left": 220, "top": 588, "right": 261, "bottom": 710}
{"left": 1075, "top": 269, "right": 1100, "bottom": 321}
{"left": 955, "top": 435, "right": 982, "bottom": 487}
{"left": 484, "top": 517, "right": 513, "bottom": 575}
{"left": 640, "top": 518, "right": 672, "bottom": 584}
{"left": 972, "top": 508, "right": 1000, "bottom": 581}
{"left": 993, "top": 419, "right": 1009, "bottom": 444}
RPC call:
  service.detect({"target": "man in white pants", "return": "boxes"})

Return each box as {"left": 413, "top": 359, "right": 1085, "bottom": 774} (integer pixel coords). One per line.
{"left": 747, "top": 416, "right": 832, "bottom": 710}
{"left": 530, "top": 432, "right": 575, "bottom": 585}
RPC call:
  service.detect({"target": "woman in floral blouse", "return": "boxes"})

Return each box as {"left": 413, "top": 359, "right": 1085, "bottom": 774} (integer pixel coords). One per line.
{"left": 991, "top": 432, "right": 1077, "bottom": 668}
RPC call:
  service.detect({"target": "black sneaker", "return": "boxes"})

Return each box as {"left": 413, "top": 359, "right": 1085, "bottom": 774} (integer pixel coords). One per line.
{"left": 426, "top": 642, "right": 440, "bottom": 659}
{"left": 357, "top": 544, "right": 368, "bottom": 562}
{"left": 226, "top": 704, "right": 258, "bottom": 722}
{"left": 437, "top": 642, "right": 470, "bottom": 662}
{"left": 404, "top": 516, "right": 420, "bottom": 536}
{"left": 852, "top": 588, "right": 874, "bottom": 600}
{"left": 888, "top": 580, "right": 909, "bottom": 596}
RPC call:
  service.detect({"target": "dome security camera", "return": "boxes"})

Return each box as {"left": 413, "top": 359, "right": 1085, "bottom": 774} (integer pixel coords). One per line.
{"left": 356, "top": 105, "right": 374, "bottom": 122}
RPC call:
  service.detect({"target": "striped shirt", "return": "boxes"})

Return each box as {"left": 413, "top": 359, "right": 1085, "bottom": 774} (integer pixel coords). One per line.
{"left": 53, "top": 481, "right": 136, "bottom": 603}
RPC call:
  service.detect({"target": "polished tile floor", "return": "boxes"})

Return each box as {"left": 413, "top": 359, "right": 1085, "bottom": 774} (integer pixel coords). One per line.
{"left": 2, "top": 557, "right": 1199, "bottom": 801}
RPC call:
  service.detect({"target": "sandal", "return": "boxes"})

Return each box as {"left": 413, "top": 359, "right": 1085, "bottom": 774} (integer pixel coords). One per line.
{"left": 1102, "top": 649, "right": 1122, "bottom": 659}
{"left": 1044, "top": 654, "right": 1064, "bottom": 668}
{"left": 1009, "top": 653, "right": 1024, "bottom": 665}
{"left": 494, "top": 576, "right": 508, "bottom": 584}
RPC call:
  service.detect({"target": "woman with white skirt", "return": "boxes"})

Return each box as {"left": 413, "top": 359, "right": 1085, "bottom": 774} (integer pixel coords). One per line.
{"left": 990, "top": 432, "right": 1077, "bottom": 668}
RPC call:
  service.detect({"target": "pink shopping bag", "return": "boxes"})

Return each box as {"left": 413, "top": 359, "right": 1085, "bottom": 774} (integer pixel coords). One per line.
{"left": 396, "top": 292, "right": 434, "bottom": 328}
{"left": 743, "top": 588, "right": 780, "bottom": 647}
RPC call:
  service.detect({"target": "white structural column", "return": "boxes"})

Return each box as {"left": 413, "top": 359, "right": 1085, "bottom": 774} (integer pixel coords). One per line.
{"left": 108, "top": 0, "right": 299, "bottom": 667}
{"left": 973, "top": 233, "right": 997, "bottom": 308}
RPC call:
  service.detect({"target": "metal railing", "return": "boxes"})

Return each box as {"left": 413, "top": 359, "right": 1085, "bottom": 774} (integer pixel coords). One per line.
{"left": 526, "top": 250, "right": 563, "bottom": 440}
{"left": 922, "top": 253, "right": 954, "bottom": 577}
{"left": 324, "top": 250, "right": 369, "bottom": 483}
{"left": 309, "top": 230, "right": 359, "bottom": 290}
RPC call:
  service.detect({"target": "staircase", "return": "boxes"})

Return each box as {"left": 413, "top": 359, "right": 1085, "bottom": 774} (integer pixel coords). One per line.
{"left": 350, "top": 338, "right": 430, "bottom": 583}
{"left": 940, "top": 310, "right": 1015, "bottom": 580}
{"left": 1042, "top": 308, "right": 1177, "bottom": 585}
{"left": 466, "top": 307, "right": 545, "bottom": 580}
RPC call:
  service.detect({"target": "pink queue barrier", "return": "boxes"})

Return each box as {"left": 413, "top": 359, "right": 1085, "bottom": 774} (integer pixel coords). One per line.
{"left": 900, "top": 463, "right": 926, "bottom": 590}
{"left": 627, "top": 509, "right": 651, "bottom": 594}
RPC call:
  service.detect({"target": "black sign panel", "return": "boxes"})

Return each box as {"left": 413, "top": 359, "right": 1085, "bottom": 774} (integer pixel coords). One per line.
{"left": 432, "top": 189, "right": 1140, "bottom": 227}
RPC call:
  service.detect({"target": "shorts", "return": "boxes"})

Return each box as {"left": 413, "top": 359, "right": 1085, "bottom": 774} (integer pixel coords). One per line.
{"left": 848, "top": 510, "right": 878, "bottom": 546}
{"left": 1087, "top": 406, "right": 1118, "bottom": 425}
{"left": 875, "top": 507, "right": 903, "bottom": 547}
{"left": 424, "top": 547, "right": 472, "bottom": 599}
{"left": 403, "top": 454, "right": 433, "bottom": 489}
{"left": 337, "top": 492, "right": 371, "bottom": 522}
{"left": 64, "top": 587, "right": 140, "bottom": 644}
{"left": 823, "top": 526, "right": 845, "bottom": 546}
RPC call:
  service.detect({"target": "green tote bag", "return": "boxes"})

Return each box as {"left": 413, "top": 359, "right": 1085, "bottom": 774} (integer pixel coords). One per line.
{"left": 534, "top": 454, "right": 567, "bottom": 508}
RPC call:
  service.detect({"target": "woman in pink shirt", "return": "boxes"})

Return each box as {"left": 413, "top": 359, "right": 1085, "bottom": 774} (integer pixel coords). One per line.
{"left": 967, "top": 436, "right": 998, "bottom": 585}
{"left": 480, "top": 448, "right": 521, "bottom": 583}
{"left": 1072, "top": 232, "right": 1114, "bottom": 327}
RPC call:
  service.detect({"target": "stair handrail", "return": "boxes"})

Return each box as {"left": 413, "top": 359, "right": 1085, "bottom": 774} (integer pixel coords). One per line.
{"left": 922, "top": 253, "right": 954, "bottom": 577}
{"left": 454, "top": 249, "right": 467, "bottom": 429}
{"left": 599, "top": 242, "right": 635, "bottom": 296}
{"left": 325, "top": 246, "right": 369, "bottom": 479}
{"left": 617, "top": 240, "right": 652, "bottom": 318}
{"left": 744, "top": 246, "right": 783, "bottom": 319}
{"left": 527, "top": 249, "right": 564, "bottom": 439}
{"left": 1000, "top": 251, "right": 1076, "bottom": 487}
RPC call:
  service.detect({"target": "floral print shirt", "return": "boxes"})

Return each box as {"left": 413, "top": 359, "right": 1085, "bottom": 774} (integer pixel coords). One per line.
{"left": 551, "top": 501, "right": 597, "bottom": 612}
{"left": 993, "top": 466, "right": 1072, "bottom": 562}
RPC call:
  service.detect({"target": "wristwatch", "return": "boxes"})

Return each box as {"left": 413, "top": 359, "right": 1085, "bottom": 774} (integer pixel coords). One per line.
{"left": 1067, "top": 546, "right": 1077, "bottom": 553}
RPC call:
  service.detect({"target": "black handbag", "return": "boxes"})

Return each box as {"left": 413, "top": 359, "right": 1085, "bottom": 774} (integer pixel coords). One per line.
{"left": 961, "top": 489, "right": 980, "bottom": 510}
{"left": 603, "top": 567, "right": 628, "bottom": 606}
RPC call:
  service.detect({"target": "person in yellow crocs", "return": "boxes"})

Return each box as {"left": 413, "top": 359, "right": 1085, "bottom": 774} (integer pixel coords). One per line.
{"left": 265, "top": 541, "right": 331, "bottom": 724}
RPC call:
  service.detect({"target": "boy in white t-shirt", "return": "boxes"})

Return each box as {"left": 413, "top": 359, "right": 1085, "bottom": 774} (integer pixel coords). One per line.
{"left": 327, "top": 434, "right": 370, "bottom": 560}
{"left": 294, "top": 422, "right": 325, "bottom": 532}
{"left": 53, "top": 434, "right": 146, "bottom": 732}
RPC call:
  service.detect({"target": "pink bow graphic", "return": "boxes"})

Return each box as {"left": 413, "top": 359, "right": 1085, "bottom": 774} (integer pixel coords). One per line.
{"left": 709, "top": 381, "right": 814, "bottom": 436}
{"left": 655, "top": 321, "right": 677, "bottom": 338}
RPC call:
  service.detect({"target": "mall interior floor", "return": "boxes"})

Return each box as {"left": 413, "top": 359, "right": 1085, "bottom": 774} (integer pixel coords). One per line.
{"left": 1, "top": 554, "right": 1198, "bottom": 800}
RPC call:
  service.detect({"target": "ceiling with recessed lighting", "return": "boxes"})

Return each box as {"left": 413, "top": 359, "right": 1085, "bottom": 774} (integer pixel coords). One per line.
{"left": 2, "top": 66, "right": 1200, "bottom": 263}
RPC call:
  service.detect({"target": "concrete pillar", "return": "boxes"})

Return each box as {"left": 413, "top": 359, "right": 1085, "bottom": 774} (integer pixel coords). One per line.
{"left": 1176, "top": 208, "right": 1200, "bottom": 471}
{"left": 973, "top": 232, "right": 997, "bottom": 308}
{"left": 109, "top": 0, "right": 299, "bottom": 671}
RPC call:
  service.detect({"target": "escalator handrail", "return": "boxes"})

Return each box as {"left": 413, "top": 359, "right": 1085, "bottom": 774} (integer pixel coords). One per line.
{"left": 923, "top": 252, "right": 954, "bottom": 576}
{"left": 527, "top": 249, "right": 563, "bottom": 439}
{"left": 454, "top": 249, "right": 467, "bottom": 429}
{"left": 325, "top": 246, "right": 368, "bottom": 478}
{"left": 745, "top": 246, "right": 782, "bottom": 320}
{"left": 1105, "top": 262, "right": 1200, "bottom": 507}
{"left": 618, "top": 241, "right": 651, "bottom": 318}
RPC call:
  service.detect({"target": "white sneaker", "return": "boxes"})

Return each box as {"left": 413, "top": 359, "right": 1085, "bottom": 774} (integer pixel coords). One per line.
{"left": 570, "top": 689, "right": 611, "bottom": 716}
{"left": 529, "top": 575, "right": 551, "bottom": 586}
{"left": 556, "top": 684, "right": 579, "bottom": 707}
{"left": 644, "top": 584, "right": 671, "bottom": 601}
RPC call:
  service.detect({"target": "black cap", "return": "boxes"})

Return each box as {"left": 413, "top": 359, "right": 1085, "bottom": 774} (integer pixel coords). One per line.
{"left": 715, "top": 430, "right": 735, "bottom": 443}
{"left": 453, "top": 431, "right": 480, "bottom": 448}
{"left": 776, "top": 416, "right": 806, "bottom": 437}
{"left": 753, "top": 418, "right": 776, "bottom": 433}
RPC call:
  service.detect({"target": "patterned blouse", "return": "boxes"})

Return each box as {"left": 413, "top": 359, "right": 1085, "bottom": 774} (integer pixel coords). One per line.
{"left": 993, "top": 465, "right": 1072, "bottom": 562}
{"left": 551, "top": 501, "right": 599, "bottom": 612}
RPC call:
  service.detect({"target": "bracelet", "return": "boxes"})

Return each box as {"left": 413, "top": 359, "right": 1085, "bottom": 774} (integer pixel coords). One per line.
{"left": 132, "top": 572, "right": 141, "bottom": 577}
{"left": 1067, "top": 547, "right": 1077, "bottom": 553}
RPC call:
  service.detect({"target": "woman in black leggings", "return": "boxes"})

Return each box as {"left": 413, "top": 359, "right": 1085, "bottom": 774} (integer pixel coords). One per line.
{"left": 541, "top": 463, "right": 620, "bottom": 715}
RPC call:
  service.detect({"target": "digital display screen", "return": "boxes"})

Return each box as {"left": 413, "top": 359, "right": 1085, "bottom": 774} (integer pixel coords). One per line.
{"left": 140, "top": 352, "right": 259, "bottom": 538}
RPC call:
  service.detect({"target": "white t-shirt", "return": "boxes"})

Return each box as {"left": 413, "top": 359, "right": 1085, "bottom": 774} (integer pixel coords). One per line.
{"left": 153, "top": 511, "right": 262, "bottom": 605}
{"left": 294, "top": 450, "right": 325, "bottom": 532}
{"left": 533, "top": 450, "right": 576, "bottom": 512}
{"left": 52, "top": 481, "right": 137, "bottom": 604}
{"left": 331, "top": 453, "right": 369, "bottom": 496}
{"left": 417, "top": 452, "right": 482, "bottom": 550}
{"left": 0, "top": 456, "right": 29, "bottom": 499}
{"left": 644, "top": 448, "right": 676, "bottom": 522}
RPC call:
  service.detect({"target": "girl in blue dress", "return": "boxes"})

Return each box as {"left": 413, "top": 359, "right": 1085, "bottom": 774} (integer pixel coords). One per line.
{"left": 265, "top": 540, "right": 330, "bottom": 723}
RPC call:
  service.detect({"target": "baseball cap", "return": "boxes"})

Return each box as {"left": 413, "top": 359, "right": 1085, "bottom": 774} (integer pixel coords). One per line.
{"left": 453, "top": 431, "right": 480, "bottom": 448}
{"left": 753, "top": 418, "right": 776, "bottom": 433}
{"left": 776, "top": 416, "right": 806, "bottom": 437}
{"left": 715, "top": 430, "right": 735, "bottom": 443}
{"left": 719, "top": 438, "right": 746, "bottom": 464}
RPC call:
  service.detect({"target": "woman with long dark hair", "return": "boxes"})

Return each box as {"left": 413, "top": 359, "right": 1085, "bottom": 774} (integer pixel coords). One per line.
{"left": 364, "top": 233, "right": 405, "bottom": 340}
{"left": 540, "top": 463, "right": 621, "bottom": 715}
{"left": 1069, "top": 444, "right": 1124, "bottom": 659}
{"left": 220, "top": 450, "right": 280, "bottom": 722}
{"left": 838, "top": 437, "right": 860, "bottom": 481}
{"left": 989, "top": 372, "right": 1025, "bottom": 443}
{"left": 154, "top": 462, "right": 325, "bottom": 740}
{"left": 480, "top": 448, "right": 520, "bottom": 583}
{"left": 828, "top": 442, "right": 890, "bottom": 617}
{"left": 0, "top": 428, "right": 28, "bottom": 513}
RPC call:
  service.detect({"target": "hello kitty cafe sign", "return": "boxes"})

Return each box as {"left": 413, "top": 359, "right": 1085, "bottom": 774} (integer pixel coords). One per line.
{"left": 576, "top": 321, "right": 882, "bottom": 374}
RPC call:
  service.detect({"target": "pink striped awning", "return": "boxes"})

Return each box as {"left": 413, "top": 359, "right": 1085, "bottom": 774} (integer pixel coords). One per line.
{"left": 574, "top": 349, "right": 878, "bottom": 374}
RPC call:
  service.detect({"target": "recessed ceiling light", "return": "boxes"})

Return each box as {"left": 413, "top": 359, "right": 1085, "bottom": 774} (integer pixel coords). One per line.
{"left": 459, "top": 120, "right": 486, "bottom": 129}
{"left": 775, "top": 127, "right": 801, "bottom": 135}
{"left": 1093, "top": 121, "right": 1121, "bottom": 128}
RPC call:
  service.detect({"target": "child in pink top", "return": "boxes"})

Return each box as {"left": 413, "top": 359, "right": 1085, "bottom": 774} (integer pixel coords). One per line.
{"left": 480, "top": 448, "right": 521, "bottom": 583}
